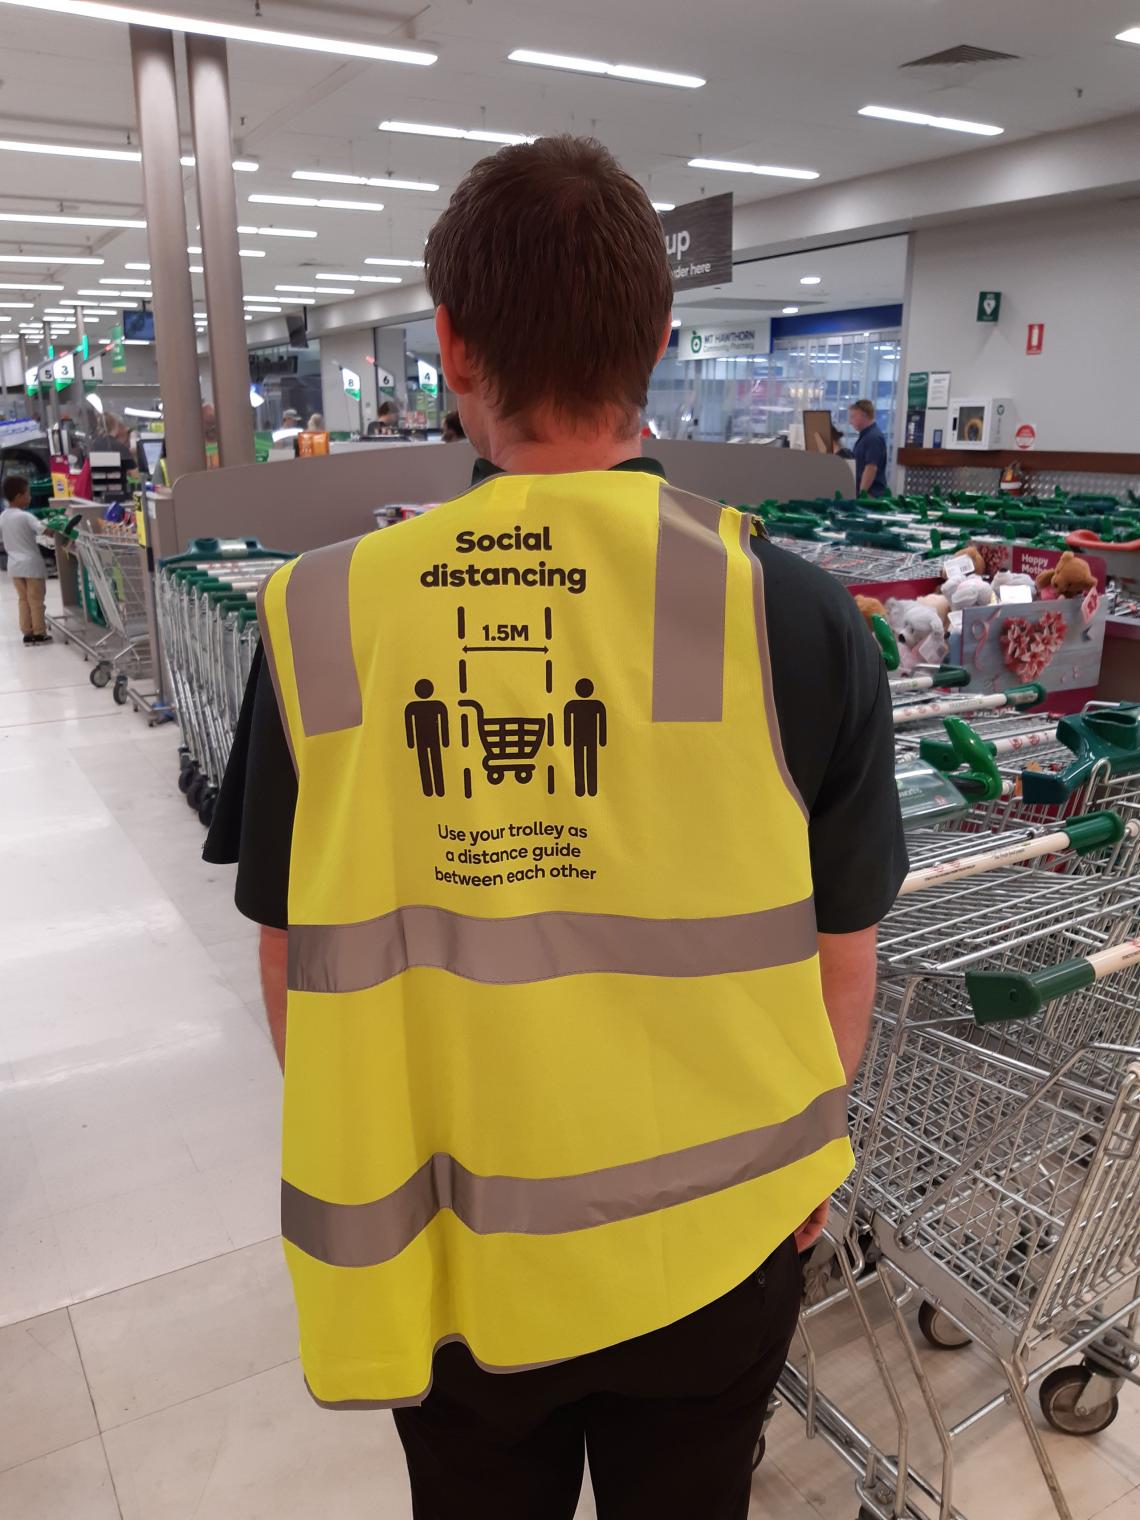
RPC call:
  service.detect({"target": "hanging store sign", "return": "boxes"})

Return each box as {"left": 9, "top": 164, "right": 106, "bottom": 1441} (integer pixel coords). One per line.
{"left": 661, "top": 193, "right": 734, "bottom": 293}
{"left": 341, "top": 366, "right": 362, "bottom": 400}
{"left": 678, "top": 319, "right": 770, "bottom": 361}
{"left": 53, "top": 352, "right": 75, "bottom": 392}
{"left": 111, "top": 323, "right": 126, "bottom": 373}
{"left": 24, "top": 365, "right": 37, "bottom": 397}
{"left": 82, "top": 356, "right": 104, "bottom": 382}
{"left": 376, "top": 366, "right": 396, "bottom": 393}
{"left": 976, "top": 291, "right": 1001, "bottom": 323}
{"left": 416, "top": 358, "right": 438, "bottom": 394}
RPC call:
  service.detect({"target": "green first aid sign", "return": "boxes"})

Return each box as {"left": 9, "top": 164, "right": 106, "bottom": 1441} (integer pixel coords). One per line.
{"left": 907, "top": 371, "right": 929, "bottom": 408}
{"left": 977, "top": 291, "right": 1001, "bottom": 323}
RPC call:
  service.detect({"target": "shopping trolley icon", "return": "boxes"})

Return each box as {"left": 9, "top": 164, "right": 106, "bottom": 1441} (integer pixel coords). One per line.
{"left": 459, "top": 699, "right": 545, "bottom": 784}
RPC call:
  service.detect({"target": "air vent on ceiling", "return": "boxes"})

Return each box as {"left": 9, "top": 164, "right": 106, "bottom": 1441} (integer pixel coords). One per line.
{"left": 901, "top": 44, "right": 1019, "bottom": 68}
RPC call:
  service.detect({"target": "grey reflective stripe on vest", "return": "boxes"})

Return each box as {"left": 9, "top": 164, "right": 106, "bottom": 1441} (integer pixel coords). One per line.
{"left": 287, "top": 897, "right": 817, "bottom": 993}
{"left": 285, "top": 537, "right": 364, "bottom": 737}
{"left": 740, "top": 515, "right": 809, "bottom": 822}
{"left": 256, "top": 576, "right": 297, "bottom": 773}
{"left": 282, "top": 1083, "right": 848, "bottom": 1268}
{"left": 652, "top": 486, "right": 727, "bottom": 722}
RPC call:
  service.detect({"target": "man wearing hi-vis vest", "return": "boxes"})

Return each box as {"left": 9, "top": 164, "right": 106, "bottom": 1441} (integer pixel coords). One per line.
{"left": 206, "top": 135, "right": 907, "bottom": 1519}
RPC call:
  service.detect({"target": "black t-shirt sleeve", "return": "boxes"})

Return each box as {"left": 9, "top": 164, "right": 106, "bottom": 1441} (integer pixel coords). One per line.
{"left": 202, "top": 642, "right": 296, "bottom": 930}
{"left": 754, "top": 539, "right": 908, "bottom": 933}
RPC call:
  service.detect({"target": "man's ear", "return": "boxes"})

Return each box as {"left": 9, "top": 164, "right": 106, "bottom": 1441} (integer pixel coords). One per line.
{"left": 435, "top": 305, "right": 474, "bottom": 396}
{"left": 655, "top": 316, "right": 674, "bottom": 363}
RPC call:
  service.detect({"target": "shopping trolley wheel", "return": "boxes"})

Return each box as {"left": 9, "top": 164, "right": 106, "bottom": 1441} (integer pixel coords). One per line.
{"left": 917, "top": 1300, "right": 972, "bottom": 1350}
{"left": 90, "top": 661, "right": 112, "bottom": 688}
{"left": 186, "top": 773, "right": 206, "bottom": 811}
{"left": 178, "top": 749, "right": 193, "bottom": 775}
{"left": 112, "top": 675, "right": 129, "bottom": 705}
{"left": 197, "top": 789, "right": 217, "bottom": 827}
{"left": 178, "top": 762, "right": 198, "bottom": 795}
{"left": 1039, "top": 1365, "right": 1119, "bottom": 1435}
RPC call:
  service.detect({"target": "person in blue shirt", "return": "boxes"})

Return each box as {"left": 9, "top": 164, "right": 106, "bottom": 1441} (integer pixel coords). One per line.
{"left": 848, "top": 398, "right": 889, "bottom": 498}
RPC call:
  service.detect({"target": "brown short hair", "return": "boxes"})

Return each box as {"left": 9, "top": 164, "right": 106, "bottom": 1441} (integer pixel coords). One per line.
{"left": 426, "top": 135, "right": 672, "bottom": 430}
{"left": 851, "top": 398, "right": 876, "bottom": 421}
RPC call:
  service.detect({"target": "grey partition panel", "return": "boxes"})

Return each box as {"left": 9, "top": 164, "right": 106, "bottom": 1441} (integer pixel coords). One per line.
{"left": 156, "top": 439, "right": 850, "bottom": 558}
{"left": 157, "top": 442, "right": 477, "bottom": 557}
{"left": 651, "top": 441, "right": 853, "bottom": 504}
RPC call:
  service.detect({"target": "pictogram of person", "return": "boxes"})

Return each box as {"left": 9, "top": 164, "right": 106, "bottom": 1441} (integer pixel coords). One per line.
{"left": 563, "top": 678, "right": 606, "bottom": 797}
{"left": 405, "top": 679, "right": 450, "bottom": 797}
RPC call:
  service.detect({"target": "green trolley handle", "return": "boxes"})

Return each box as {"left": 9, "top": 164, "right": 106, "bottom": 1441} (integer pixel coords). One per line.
{"left": 870, "top": 614, "right": 899, "bottom": 671}
{"left": 967, "top": 935, "right": 1140, "bottom": 1024}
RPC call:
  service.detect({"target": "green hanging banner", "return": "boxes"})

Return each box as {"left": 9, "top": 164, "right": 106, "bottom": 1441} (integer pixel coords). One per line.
{"left": 112, "top": 324, "right": 126, "bottom": 373}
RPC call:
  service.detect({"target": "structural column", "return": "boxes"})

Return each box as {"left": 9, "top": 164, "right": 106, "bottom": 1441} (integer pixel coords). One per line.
{"left": 187, "top": 35, "right": 254, "bottom": 469}
{"left": 129, "top": 25, "right": 207, "bottom": 481}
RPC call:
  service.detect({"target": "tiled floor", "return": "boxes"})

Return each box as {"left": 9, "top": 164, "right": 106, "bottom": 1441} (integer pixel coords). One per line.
{"left": 0, "top": 575, "right": 1137, "bottom": 1519}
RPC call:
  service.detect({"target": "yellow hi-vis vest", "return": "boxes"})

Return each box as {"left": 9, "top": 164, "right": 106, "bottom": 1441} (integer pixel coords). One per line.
{"left": 258, "top": 469, "right": 853, "bottom": 1408}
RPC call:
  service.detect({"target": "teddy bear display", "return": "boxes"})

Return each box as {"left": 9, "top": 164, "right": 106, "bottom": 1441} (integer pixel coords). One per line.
{"left": 884, "top": 597, "right": 948, "bottom": 672}
{"left": 990, "top": 569, "right": 1037, "bottom": 597}
{"left": 1035, "top": 552, "right": 1096, "bottom": 600}
{"left": 916, "top": 592, "right": 951, "bottom": 631}
{"left": 947, "top": 574, "right": 997, "bottom": 612}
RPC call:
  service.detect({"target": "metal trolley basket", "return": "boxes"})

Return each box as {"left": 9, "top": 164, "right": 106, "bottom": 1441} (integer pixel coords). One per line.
{"left": 797, "top": 821, "right": 1140, "bottom": 1520}
{"left": 156, "top": 539, "right": 290, "bottom": 824}
{"left": 57, "top": 522, "right": 157, "bottom": 709}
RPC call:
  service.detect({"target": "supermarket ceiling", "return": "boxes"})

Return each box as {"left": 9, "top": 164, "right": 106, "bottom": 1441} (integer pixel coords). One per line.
{"left": 2, "top": 0, "right": 1140, "bottom": 339}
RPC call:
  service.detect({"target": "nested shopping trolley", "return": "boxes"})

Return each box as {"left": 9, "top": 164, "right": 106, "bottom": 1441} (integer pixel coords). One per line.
{"left": 53, "top": 520, "right": 160, "bottom": 712}
{"left": 798, "top": 824, "right": 1140, "bottom": 1520}
{"left": 157, "top": 539, "right": 290, "bottom": 824}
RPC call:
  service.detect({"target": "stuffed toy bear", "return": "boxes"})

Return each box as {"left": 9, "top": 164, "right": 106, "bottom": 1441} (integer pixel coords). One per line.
{"left": 885, "top": 598, "right": 948, "bottom": 671}
{"left": 940, "top": 543, "right": 986, "bottom": 581}
{"left": 947, "top": 574, "right": 996, "bottom": 611}
{"left": 916, "top": 592, "right": 951, "bottom": 631}
{"left": 1035, "top": 552, "right": 1096, "bottom": 600}
{"left": 853, "top": 594, "right": 887, "bottom": 630}
{"left": 991, "top": 570, "right": 1037, "bottom": 597}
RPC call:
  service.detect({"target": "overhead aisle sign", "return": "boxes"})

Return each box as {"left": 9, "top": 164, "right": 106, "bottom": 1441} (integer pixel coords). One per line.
{"left": 661, "top": 193, "right": 733, "bottom": 292}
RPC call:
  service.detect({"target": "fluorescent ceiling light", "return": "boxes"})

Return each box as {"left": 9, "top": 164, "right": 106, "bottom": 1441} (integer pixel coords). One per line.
{"left": 237, "top": 224, "right": 317, "bottom": 238}
{"left": 41, "top": 307, "right": 70, "bottom": 314}
{"left": 378, "top": 119, "right": 536, "bottom": 146}
{"left": 292, "top": 168, "right": 439, "bottom": 192}
{"left": 782, "top": 305, "right": 799, "bottom": 314}
{"left": 1118, "top": 25, "right": 1140, "bottom": 42}
{"left": 189, "top": 265, "right": 204, "bottom": 273}
{"left": 124, "top": 407, "right": 163, "bottom": 420}
{"left": 858, "top": 104, "right": 1003, "bottom": 137}
{"left": 0, "top": 253, "right": 104, "bottom": 265}
{"left": 0, "top": 280, "right": 63, "bottom": 290}
{"left": 0, "top": 211, "right": 145, "bottom": 228}
{"left": 0, "top": 301, "right": 35, "bottom": 308}
{"left": 315, "top": 272, "right": 401, "bottom": 284}
{"left": 687, "top": 156, "right": 819, "bottom": 180}
{"left": 0, "top": 136, "right": 138, "bottom": 162}
{"left": 244, "top": 305, "right": 281, "bottom": 314}
{"left": 180, "top": 154, "right": 258, "bottom": 171}
{"left": 652, "top": 201, "right": 675, "bottom": 212}
{"left": 0, "top": 1, "right": 437, "bottom": 64}
{"left": 281, "top": 296, "right": 315, "bottom": 305}
{"left": 671, "top": 318, "right": 681, "bottom": 328}
{"left": 187, "top": 245, "right": 201, "bottom": 254}
{"left": 507, "top": 48, "right": 704, "bottom": 88}
{"left": 124, "top": 261, "right": 150, "bottom": 270}
{"left": 364, "top": 256, "right": 424, "bottom": 268}
{"left": 249, "top": 193, "right": 385, "bottom": 213}
{"left": 101, "top": 276, "right": 149, "bottom": 284}
{"left": 123, "top": 337, "right": 149, "bottom": 344}
{"left": 276, "top": 283, "right": 356, "bottom": 295}
{"left": 238, "top": 248, "right": 265, "bottom": 258}
{"left": 799, "top": 276, "right": 822, "bottom": 285}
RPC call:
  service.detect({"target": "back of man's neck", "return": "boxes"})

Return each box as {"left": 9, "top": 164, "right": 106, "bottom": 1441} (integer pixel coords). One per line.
{"left": 490, "top": 436, "right": 641, "bottom": 476}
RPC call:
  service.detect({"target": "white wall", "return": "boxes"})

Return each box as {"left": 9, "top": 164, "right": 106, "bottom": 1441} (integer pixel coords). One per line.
{"left": 317, "top": 328, "right": 377, "bottom": 433}
{"left": 904, "top": 201, "right": 1140, "bottom": 451}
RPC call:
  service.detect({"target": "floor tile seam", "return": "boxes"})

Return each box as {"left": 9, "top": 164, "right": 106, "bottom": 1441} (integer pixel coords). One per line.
{"left": 0, "top": 711, "right": 132, "bottom": 731}
{"left": 0, "top": 682, "right": 92, "bottom": 697}
{"left": 759, "top": 1453, "right": 838, "bottom": 1519}
{"left": 64, "top": 1239, "right": 278, "bottom": 1321}
{"left": 64, "top": 1303, "right": 125, "bottom": 1516}
{"left": 90, "top": 1353, "right": 302, "bottom": 1437}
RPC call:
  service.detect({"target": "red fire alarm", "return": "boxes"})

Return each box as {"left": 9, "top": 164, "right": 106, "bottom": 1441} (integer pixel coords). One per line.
{"left": 1026, "top": 323, "right": 1045, "bottom": 355}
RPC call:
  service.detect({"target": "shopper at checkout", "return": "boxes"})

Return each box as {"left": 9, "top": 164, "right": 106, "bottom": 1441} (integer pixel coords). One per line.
{"left": 848, "top": 397, "right": 888, "bottom": 497}
{"left": 1, "top": 475, "right": 51, "bottom": 645}
{"left": 205, "top": 134, "right": 906, "bottom": 1520}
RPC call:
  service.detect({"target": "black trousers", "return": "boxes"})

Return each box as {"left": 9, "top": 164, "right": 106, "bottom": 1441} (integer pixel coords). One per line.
{"left": 394, "top": 1236, "right": 802, "bottom": 1520}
